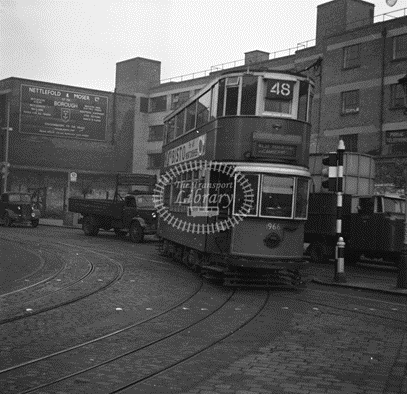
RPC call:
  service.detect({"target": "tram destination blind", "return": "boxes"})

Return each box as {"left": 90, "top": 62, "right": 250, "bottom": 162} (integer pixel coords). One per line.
{"left": 19, "top": 85, "right": 108, "bottom": 141}
{"left": 254, "top": 142, "right": 297, "bottom": 158}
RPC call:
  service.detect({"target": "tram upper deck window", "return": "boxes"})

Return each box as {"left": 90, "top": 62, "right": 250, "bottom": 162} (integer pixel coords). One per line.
{"left": 175, "top": 111, "right": 185, "bottom": 138}
{"left": 196, "top": 90, "right": 211, "bottom": 127}
{"left": 241, "top": 75, "right": 258, "bottom": 115}
{"left": 217, "top": 79, "right": 225, "bottom": 117}
{"left": 185, "top": 102, "right": 197, "bottom": 132}
{"left": 210, "top": 83, "right": 219, "bottom": 121}
{"left": 166, "top": 118, "right": 175, "bottom": 143}
{"left": 225, "top": 77, "right": 240, "bottom": 116}
{"left": 260, "top": 175, "right": 294, "bottom": 218}
{"left": 264, "top": 79, "right": 294, "bottom": 115}
{"left": 297, "top": 81, "right": 309, "bottom": 122}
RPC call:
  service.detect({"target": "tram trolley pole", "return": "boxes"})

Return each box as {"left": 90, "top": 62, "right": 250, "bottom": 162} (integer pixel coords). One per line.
{"left": 334, "top": 139, "right": 346, "bottom": 283}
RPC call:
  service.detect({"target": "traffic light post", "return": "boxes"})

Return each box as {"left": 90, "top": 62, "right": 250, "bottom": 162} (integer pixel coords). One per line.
{"left": 322, "top": 140, "right": 346, "bottom": 283}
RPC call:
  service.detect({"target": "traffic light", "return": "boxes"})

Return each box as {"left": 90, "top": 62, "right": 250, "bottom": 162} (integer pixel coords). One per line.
{"left": 321, "top": 152, "right": 337, "bottom": 192}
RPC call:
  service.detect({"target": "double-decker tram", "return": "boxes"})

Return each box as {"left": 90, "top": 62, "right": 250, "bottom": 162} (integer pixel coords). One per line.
{"left": 155, "top": 69, "right": 314, "bottom": 288}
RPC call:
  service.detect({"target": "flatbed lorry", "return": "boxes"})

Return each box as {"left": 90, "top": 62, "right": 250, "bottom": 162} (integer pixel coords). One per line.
{"left": 68, "top": 173, "right": 157, "bottom": 243}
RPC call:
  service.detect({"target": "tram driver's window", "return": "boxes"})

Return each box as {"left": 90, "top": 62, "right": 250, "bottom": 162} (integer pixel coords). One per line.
{"left": 233, "top": 174, "right": 258, "bottom": 216}
{"left": 260, "top": 176, "right": 293, "bottom": 218}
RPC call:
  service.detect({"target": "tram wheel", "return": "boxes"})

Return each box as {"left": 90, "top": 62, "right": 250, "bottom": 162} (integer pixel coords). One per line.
{"left": 174, "top": 246, "right": 184, "bottom": 263}
{"left": 129, "top": 221, "right": 144, "bottom": 243}
{"left": 160, "top": 240, "right": 171, "bottom": 256}
{"left": 188, "top": 250, "right": 202, "bottom": 272}
{"left": 182, "top": 248, "right": 190, "bottom": 267}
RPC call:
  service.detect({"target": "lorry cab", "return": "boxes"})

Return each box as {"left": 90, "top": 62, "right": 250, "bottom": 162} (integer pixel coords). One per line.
{"left": 348, "top": 194, "right": 405, "bottom": 263}
{"left": 352, "top": 194, "right": 405, "bottom": 214}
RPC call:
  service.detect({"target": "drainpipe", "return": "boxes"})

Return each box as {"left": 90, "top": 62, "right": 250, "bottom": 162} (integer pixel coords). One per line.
{"left": 379, "top": 27, "right": 387, "bottom": 156}
{"left": 316, "top": 60, "right": 324, "bottom": 153}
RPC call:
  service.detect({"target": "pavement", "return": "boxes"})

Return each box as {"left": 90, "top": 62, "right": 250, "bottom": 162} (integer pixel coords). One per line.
{"left": 303, "top": 260, "right": 407, "bottom": 296}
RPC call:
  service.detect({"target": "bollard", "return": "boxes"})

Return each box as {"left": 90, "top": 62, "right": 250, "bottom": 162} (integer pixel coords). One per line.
{"left": 334, "top": 237, "right": 347, "bottom": 283}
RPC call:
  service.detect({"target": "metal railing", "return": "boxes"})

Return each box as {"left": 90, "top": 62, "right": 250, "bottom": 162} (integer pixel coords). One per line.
{"left": 160, "top": 7, "right": 407, "bottom": 85}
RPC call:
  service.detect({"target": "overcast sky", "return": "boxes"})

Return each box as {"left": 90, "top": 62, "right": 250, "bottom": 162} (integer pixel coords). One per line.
{"left": 0, "top": 0, "right": 398, "bottom": 92}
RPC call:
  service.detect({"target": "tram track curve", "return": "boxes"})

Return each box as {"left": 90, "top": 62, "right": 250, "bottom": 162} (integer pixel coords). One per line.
{"left": 0, "top": 288, "right": 269, "bottom": 394}
{"left": 0, "top": 234, "right": 124, "bottom": 325}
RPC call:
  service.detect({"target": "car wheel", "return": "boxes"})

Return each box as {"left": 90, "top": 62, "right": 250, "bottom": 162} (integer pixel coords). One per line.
{"left": 129, "top": 221, "right": 144, "bottom": 243}
{"left": 3, "top": 213, "right": 12, "bottom": 227}
{"left": 31, "top": 219, "right": 39, "bottom": 228}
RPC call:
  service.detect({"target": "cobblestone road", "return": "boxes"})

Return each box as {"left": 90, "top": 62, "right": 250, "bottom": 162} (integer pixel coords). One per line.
{"left": 1, "top": 226, "right": 406, "bottom": 394}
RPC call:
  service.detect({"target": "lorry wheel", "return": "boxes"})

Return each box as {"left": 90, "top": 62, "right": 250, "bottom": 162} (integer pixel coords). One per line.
{"left": 309, "top": 241, "right": 326, "bottom": 264}
{"left": 31, "top": 219, "right": 39, "bottom": 228}
{"left": 83, "top": 216, "right": 98, "bottom": 236}
{"left": 3, "top": 213, "right": 12, "bottom": 227}
{"left": 129, "top": 221, "right": 144, "bottom": 243}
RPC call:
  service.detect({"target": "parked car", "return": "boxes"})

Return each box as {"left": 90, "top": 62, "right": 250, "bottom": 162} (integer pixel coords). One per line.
{"left": 0, "top": 192, "right": 41, "bottom": 227}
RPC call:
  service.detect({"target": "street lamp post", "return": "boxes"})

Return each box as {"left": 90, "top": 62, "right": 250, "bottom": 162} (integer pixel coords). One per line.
{"left": 396, "top": 74, "right": 407, "bottom": 288}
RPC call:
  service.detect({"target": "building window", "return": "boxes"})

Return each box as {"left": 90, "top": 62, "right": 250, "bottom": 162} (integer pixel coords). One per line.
{"left": 390, "top": 84, "right": 405, "bottom": 108}
{"left": 171, "top": 91, "right": 190, "bottom": 110}
{"left": 147, "top": 153, "right": 162, "bottom": 169}
{"left": 341, "top": 90, "right": 359, "bottom": 114}
{"left": 140, "top": 97, "right": 149, "bottom": 113}
{"left": 148, "top": 125, "right": 164, "bottom": 141}
{"left": 150, "top": 95, "right": 167, "bottom": 112}
{"left": 340, "top": 134, "right": 358, "bottom": 152}
{"left": 393, "top": 34, "right": 407, "bottom": 60}
{"left": 343, "top": 44, "right": 360, "bottom": 69}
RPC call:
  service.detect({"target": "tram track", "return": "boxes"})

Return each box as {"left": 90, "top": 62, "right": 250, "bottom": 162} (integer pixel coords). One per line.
{"left": 0, "top": 234, "right": 124, "bottom": 325}
{"left": 0, "top": 285, "right": 264, "bottom": 394}
{"left": 0, "top": 245, "right": 94, "bottom": 303}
